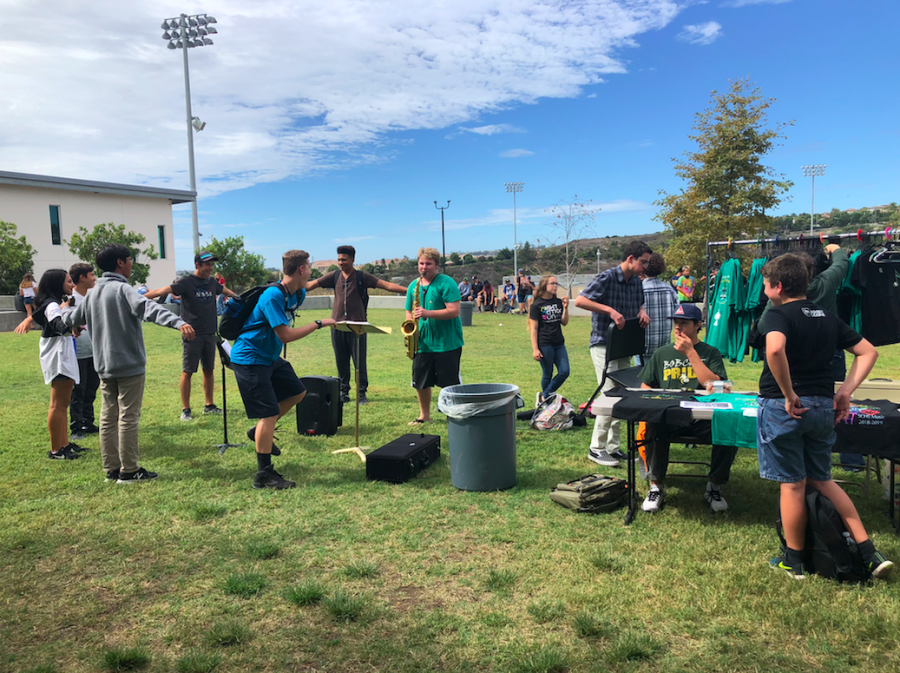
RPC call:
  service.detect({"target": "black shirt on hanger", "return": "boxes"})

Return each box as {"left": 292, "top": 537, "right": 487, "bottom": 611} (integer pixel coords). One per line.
{"left": 854, "top": 249, "right": 900, "bottom": 347}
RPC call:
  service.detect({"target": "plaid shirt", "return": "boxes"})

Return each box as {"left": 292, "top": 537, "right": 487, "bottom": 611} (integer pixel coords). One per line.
{"left": 580, "top": 266, "right": 645, "bottom": 346}
{"left": 642, "top": 277, "right": 678, "bottom": 357}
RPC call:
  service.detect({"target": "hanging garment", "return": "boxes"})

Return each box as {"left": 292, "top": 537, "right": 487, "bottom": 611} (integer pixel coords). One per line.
{"left": 837, "top": 250, "right": 863, "bottom": 334}
{"left": 854, "top": 249, "right": 900, "bottom": 347}
{"left": 746, "top": 257, "right": 768, "bottom": 363}
{"left": 706, "top": 258, "right": 749, "bottom": 363}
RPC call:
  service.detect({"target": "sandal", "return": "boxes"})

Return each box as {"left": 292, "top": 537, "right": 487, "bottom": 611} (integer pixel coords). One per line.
{"left": 408, "top": 418, "right": 429, "bottom": 426}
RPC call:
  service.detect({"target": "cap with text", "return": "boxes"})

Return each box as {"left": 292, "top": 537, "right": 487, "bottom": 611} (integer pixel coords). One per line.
{"left": 194, "top": 251, "right": 218, "bottom": 265}
{"left": 671, "top": 303, "right": 703, "bottom": 322}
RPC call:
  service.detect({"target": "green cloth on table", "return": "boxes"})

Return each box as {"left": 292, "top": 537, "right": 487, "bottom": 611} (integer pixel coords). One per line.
{"left": 702, "top": 393, "right": 759, "bottom": 448}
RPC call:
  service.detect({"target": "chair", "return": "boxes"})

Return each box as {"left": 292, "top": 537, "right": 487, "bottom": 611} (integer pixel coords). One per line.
{"left": 581, "top": 318, "right": 645, "bottom": 414}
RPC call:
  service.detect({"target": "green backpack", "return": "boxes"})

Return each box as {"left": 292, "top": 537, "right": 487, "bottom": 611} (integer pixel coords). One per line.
{"left": 550, "top": 474, "right": 629, "bottom": 514}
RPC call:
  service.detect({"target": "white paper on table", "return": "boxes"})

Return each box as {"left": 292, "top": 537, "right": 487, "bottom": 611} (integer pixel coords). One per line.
{"left": 742, "top": 408, "right": 758, "bottom": 417}
{"left": 680, "top": 401, "right": 733, "bottom": 410}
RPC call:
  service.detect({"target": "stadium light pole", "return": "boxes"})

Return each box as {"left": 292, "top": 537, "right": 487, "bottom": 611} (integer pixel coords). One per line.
{"left": 505, "top": 182, "right": 524, "bottom": 274}
{"left": 161, "top": 12, "right": 218, "bottom": 253}
{"left": 434, "top": 200, "right": 450, "bottom": 273}
{"left": 802, "top": 164, "right": 826, "bottom": 236}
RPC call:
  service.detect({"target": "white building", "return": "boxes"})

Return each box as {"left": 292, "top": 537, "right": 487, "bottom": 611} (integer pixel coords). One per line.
{"left": 0, "top": 170, "right": 194, "bottom": 289}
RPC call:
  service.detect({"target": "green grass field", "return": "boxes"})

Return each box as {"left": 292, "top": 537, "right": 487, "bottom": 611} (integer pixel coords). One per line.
{"left": 2, "top": 310, "right": 900, "bottom": 673}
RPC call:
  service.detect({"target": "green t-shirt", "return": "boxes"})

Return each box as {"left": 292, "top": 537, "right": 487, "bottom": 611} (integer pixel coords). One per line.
{"left": 641, "top": 341, "right": 728, "bottom": 390}
{"left": 703, "top": 393, "right": 758, "bottom": 448}
{"left": 405, "top": 274, "right": 464, "bottom": 353}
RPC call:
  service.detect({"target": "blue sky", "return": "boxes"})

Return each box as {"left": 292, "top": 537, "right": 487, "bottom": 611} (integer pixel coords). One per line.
{"left": 2, "top": 0, "right": 898, "bottom": 269}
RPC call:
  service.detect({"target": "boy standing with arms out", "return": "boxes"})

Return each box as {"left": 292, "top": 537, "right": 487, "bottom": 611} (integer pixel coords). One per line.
{"left": 230, "top": 250, "right": 336, "bottom": 489}
{"left": 69, "top": 263, "right": 100, "bottom": 440}
{"left": 758, "top": 253, "right": 892, "bottom": 579}
{"left": 65, "top": 244, "right": 195, "bottom": 483}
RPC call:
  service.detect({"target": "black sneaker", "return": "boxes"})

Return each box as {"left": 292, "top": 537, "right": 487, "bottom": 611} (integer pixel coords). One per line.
{"left": 253, "top": 465, "right": 296, "bottom": 490}
{"left": 247, "top": 427, "right": 280, "bottom": 456}
{"left": 358, "top": 393, "right": 369, "bottom": 405}
{"left": 48, "top": 446, "right": 80, "bottom": 460}
{"left": 867, "top": 551, "right": 894, "bottom": 579}
{"left": 117, "top": 467, "right": 159, "bottom": 484}
{"left": 105, "top": 469, "right": 120, "bottom": 483}
{"left": 181, "top": 408, "right": 193, "bottom": 422}
{"left": 71, "top": 430, "right": 87, "bottom": 441}
{"left": 83, "top": 423, "right": 100, "bottom": 434}
{"left": 340, "top": 393, "right": 350, "bottom": 404}
{"left": 67, "top": 442, "right": 89, "bottom": 454}
{"left": 769, "top": 556, "right": 806, "bottom": 580}
{"left": 203, "top": 404, "right": 224, "bottom": 415}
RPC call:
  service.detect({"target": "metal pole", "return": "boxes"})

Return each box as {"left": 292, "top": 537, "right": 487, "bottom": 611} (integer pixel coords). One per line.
{"left": 434, "top": 201, "right": 450, "bottom": 273}
{"left": 180, "top": 14, "right": 200, "bottom": 253}
{"left": 513, "top": 190, "right": 518, "bottom": 274}
{"left": 810, "top": 174, "right": 815, "bottom": 236}
{"left": 596, "top": 248, "right": 600, "bottom": 274}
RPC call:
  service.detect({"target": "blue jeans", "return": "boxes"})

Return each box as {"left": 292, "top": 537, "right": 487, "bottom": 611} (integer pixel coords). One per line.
{"left": 756, "top": 396, "right": 835, "bottom": 483}
{"left": 538, "top": 344, "right": 570, "bottom": 397}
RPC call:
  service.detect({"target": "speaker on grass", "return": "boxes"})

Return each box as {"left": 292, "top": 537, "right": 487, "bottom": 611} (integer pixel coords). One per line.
{"left": 296, "top": 375, "right": 342, "bottom": 436}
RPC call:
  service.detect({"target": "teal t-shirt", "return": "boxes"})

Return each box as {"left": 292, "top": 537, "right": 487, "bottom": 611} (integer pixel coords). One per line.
{"left": 706, "top": 259, "right": 738, "bottom": 356}
{"left": 641, "top": 341, "right": 728, "bottom": 390}
{"left": 405, "top": 274, "right": 464, "bottom": 353}
{"left": 703, "top": 393, "right": 758, "bottom": 448}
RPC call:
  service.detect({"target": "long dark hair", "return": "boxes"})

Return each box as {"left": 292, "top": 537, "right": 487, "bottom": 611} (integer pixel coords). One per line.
{"left": 35, "top": 269, "right": 69, "bottom": 311}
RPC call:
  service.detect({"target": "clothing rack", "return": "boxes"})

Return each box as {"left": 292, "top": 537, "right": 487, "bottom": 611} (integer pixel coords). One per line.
{"left": 705, "top": 227, "right": 894, "bottom": 298}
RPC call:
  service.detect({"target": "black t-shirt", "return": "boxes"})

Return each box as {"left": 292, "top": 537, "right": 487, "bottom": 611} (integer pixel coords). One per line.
{"left": 759, "top": 300, "right": 862, "bottom": 398}
{"left": 855, "top": 253, "right": 900, "bottom": 347}
{"left": 529, "top": 297, "right": 565, "bottom": 346}
{"left": 472, "top": 281, "right": 484, "bottom": 296}
{"left": 171, "top": 274, "right": 222, "bottom": 334}
{"left": 317, "top": 269, "right": 378, "bottom": 322}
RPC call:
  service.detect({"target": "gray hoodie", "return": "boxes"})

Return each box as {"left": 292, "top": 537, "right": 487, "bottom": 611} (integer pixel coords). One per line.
{"left": 65, "top": 272, "right": 186, "bottom": 379}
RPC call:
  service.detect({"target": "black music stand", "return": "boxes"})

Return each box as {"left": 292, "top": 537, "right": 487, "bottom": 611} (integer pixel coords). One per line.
{"left": 215, "top": 340, "right": 246, "bottom": 455}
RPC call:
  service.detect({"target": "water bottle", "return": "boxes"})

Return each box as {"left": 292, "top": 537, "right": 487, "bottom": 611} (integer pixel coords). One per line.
{"left": 842, "top": 531, "right": 858, "bottom": 554}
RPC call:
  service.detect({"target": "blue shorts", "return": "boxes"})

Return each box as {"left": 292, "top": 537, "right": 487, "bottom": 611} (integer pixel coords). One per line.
{"left": 756, "top": 396, "right": 835, "bottom": 483}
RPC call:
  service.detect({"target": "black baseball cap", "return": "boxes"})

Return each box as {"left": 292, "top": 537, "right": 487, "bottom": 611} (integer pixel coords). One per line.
{"left": 194, "top": 251, "right": 218, "bottom": 264}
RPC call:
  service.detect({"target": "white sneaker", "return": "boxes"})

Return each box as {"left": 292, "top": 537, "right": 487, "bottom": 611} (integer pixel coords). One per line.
{"left": 535, "top": 392, "right": 543, "bottom": 408}
{"left": 705, "top": 484, "right": 728, "bottom": 512}
{"left": 588, "top": 449, "right": 620, "bottom": 468}
{"left": 642, "top": 487, "right": 665, "bottom": 512}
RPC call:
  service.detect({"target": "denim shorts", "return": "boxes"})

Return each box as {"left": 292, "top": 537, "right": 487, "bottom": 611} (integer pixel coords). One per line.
{"left": 756, "top": 395, "right": 835, "bottom": 483}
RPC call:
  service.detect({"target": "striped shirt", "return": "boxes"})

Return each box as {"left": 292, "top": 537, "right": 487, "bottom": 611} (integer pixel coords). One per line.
{"left": 642, "top": 277, "right": 678, "bottom": 357}
{"left": 580, "top": 266, "right": 645, "bottom": 347}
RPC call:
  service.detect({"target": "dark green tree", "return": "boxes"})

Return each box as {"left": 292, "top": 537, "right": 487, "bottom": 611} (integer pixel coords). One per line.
{"left": 0, "top": 221, "right": 37, "bottom": 295}
{"left": 463, "top": 253, "right": 475, "bottom": 265}
{"left": 655, "top": 79, "right": 794, "bottom": 275}
{"left": 67, "top": 222, "right": 158, "bottom": 285}
{"left": 204, "top": 236, "right": 268, "bottom": 291}
{"left": 449, "top": 252, "right": 461, "bottom": 265}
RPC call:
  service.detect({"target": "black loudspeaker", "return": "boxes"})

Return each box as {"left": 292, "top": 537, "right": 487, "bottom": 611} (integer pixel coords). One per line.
{"left": 366, "top": 434, "right": 441, "bottom": 483}
{"left": 296, "top": 375, "right": 342, "bottom": 436}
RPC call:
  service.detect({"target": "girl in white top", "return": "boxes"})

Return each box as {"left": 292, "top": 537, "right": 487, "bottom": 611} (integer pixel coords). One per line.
{"left": 19, "top": 273, "right": 36, "bottom": 318}
{"left": 31, "top": 269, "right": 84, "bottom": 460}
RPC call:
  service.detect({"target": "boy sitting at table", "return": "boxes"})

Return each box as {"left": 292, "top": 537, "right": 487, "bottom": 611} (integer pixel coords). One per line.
{"left": 758, "top": 253, "right": 892, "bottom": 580}
{"left": 640, "top": 303, "right": 738, "bottom": 513}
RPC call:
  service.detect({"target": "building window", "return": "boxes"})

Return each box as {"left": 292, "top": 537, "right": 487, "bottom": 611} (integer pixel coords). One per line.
{"left": 158, "top": 225, "right": 167, "bottom": 259}
{"left": 49, "top": 206, "right": 61, "bottom": 245}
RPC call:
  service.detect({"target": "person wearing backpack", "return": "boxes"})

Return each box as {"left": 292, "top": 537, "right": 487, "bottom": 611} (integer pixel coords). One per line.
{"left": 305, "top": 245, "right": 407, "bottom": 405}
{"left": 230, "top": 250, "right": 336, "bottom": 490}
{"left": 758, "top": 253, "right": 892, "bottom": 580}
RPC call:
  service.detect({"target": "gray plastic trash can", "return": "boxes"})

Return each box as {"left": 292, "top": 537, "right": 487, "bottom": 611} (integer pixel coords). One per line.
{"left": 459, "top": 301, "right": 475, "bottom": 326}
{"left": 439, "top": 383, "right": 523, "bottom": 491}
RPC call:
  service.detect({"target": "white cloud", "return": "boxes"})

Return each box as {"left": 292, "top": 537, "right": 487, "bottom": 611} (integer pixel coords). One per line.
{"left": 500, "top": 149, "right": 534, "bottom": 158}
{"left": 1, "top": 1, "right": 685, "bottom": 197}
{"left": 461, "top": 124, "right": 524, "bottom": 135}
{"left": 586, "top": 93, "right": 598, "bottom": 98}
{"left": 722, "top": 0, "right": 790, "bottom": 7}
{"left": 677, "top": 21, "right": 723, "bottom": 45}
{"left": 424, "top": 200, "right": 652, "bottom": 232}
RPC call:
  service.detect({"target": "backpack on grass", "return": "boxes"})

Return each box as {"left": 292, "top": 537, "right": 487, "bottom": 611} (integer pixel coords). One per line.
{"left": 531, "top": 393, "right": 576, "bottom": 431}
{"left": 550, "top": 474, "right": 628, "bottom": 514}
{"left": 218, "top": 282, "right": 290, "bottom": 341}
{"left": 776, "top": 487, "right": 871, "bottom": 584}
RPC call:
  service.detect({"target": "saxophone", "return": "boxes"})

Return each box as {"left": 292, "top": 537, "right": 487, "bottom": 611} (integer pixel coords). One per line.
{"left": 401, "top": 278, "right": 420, "bottom": 360}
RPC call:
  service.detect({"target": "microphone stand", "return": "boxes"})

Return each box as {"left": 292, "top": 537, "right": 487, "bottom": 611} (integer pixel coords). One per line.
{"left": 215, "top": 340, "right": 246, "bottom": 455}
